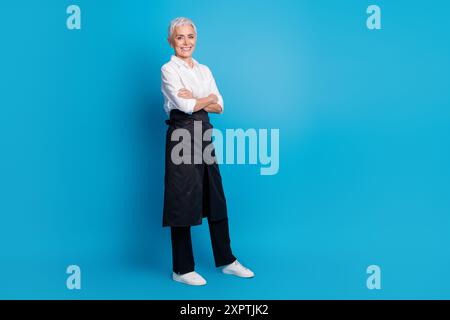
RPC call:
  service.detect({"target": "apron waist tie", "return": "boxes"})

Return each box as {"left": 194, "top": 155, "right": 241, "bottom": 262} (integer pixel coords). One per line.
{"left": 165, "top": 109, "right": 210, "bottom": 125}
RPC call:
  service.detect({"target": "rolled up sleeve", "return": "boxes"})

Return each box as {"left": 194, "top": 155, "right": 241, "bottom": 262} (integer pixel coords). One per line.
{"left": 161, "top": 65, "right": 196, "bottom": 114}
{"left": 207, "top": 67, "right": 224, "bottom": 114}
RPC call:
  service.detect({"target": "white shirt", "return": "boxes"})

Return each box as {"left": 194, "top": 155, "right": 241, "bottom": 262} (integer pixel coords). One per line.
{"left": 161, "top": 55, "right": 224, "bottom": 115}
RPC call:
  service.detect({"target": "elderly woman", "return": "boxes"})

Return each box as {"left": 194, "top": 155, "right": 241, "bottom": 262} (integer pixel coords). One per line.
{"left": 161, "top": 17, "right": 254, "bottom": 286}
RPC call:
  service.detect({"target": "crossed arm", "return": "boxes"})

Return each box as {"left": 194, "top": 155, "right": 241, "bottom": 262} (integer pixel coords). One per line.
{"left": 177, "top": 89, "right": 223, "bottom": 114}
{"left": 161, "top": 65, "right": 224, "bottom": 114}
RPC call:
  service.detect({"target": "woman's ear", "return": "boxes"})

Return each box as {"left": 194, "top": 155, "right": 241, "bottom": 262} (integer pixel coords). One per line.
{"left": 167, "top": 37, "right": 173, "bottom": 48}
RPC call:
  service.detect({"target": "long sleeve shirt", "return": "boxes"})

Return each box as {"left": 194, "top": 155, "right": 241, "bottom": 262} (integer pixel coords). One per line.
{"left": 161, "top": 54, "right": 224, "bottom": 115}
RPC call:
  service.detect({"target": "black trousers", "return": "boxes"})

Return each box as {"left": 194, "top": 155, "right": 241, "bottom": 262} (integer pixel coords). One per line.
{"left": 170, "top": 217, "right": 237, "bottom": 274}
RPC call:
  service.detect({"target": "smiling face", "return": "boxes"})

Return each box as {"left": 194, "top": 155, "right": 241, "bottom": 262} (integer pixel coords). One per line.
{"left": 169, "top": 24, "right": 197, "bottom": 59}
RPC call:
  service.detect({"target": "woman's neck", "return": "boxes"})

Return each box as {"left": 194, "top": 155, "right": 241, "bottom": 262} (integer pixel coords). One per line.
{"left": 176, "top": 54, "right": 194, "bottom": 68}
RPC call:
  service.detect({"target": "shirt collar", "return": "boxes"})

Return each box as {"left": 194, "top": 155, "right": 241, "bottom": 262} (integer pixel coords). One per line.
{"left": 171, "top": 54, "right": 199, "bottom": 69}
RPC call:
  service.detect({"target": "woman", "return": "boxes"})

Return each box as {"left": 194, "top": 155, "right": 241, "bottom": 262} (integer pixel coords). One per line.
{"left": 161, "top": 17, "right": 254, "bottom": 286}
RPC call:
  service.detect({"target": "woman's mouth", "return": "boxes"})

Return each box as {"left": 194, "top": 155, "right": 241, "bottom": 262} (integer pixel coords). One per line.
{"left": 181, "top": 46, "right": 192, "bottom": 52}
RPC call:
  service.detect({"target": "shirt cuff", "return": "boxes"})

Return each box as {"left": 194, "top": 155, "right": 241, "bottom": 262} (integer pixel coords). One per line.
{"left": 182, "top": 98, "right": 196, "bottom": 114}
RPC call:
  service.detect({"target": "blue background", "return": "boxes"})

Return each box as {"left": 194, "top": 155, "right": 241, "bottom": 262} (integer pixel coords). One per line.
{"left": 1, "top": 0, "right": 449, "bottom": 299}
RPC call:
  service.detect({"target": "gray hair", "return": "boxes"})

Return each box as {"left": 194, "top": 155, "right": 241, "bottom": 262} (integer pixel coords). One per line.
{"left": 168, "top": 17, "right": 197, "bottom": 43}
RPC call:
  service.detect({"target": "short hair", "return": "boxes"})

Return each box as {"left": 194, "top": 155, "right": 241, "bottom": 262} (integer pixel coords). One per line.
{"left": 168, "top": 17, "right": 197, "bottom": 43}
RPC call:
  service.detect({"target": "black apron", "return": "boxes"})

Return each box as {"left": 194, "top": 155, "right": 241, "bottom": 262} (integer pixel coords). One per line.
{"left": 162, "top": 109, "right": 228, "bottom": 227}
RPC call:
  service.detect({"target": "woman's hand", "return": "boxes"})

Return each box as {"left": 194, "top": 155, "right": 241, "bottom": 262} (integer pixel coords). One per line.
{"left": 204, "top": 103, "right": 223, "bottom": 114}
{"left": 177, "top": 88, "right": 194, "bottom": 99}
{"left": 208, "top": 93, "right": 218, "bottom": 104}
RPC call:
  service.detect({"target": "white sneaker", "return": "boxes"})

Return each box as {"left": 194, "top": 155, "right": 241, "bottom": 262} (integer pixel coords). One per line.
{"left": 222, "top": 260, "right": 255, "bottom": 278}
{"left": 172, "top": 271, "right": 207, "bottom": 286}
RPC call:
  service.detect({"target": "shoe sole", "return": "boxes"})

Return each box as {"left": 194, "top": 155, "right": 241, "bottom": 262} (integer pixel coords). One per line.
{"left": 172, "top": 276, "right": 207, "bottom": 286}
{"left": 222, "top": 270, "right": 255, "bottom": 278}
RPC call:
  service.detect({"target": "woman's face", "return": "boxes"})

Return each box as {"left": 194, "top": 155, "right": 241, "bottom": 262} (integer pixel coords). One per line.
{"left": 170, "top": 24, "right": 196, "bottom": 59}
